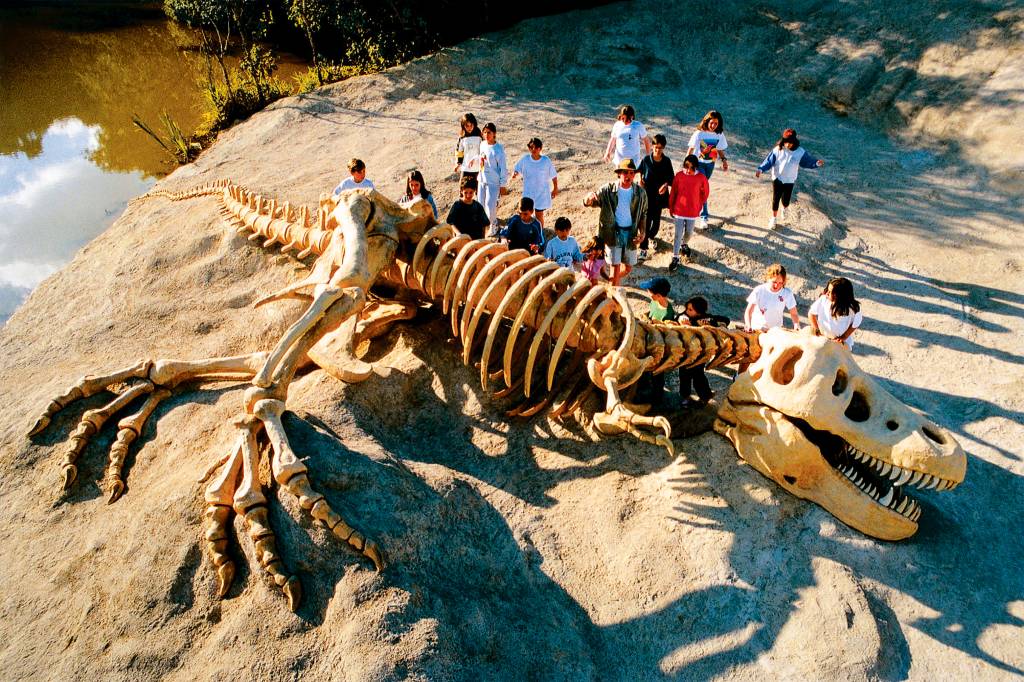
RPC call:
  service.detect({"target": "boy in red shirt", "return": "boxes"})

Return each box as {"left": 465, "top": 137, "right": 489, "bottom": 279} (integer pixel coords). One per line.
{"left": 667, "top": 154, "right": 710, "bottom": 272}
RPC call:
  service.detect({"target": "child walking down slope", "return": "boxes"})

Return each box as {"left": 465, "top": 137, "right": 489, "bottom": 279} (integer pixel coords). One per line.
{"left": 755, "top": 128, "right": 825, "bottom": 229}
{"left": 667, "top": 154, "right": 709, "bottom": 273}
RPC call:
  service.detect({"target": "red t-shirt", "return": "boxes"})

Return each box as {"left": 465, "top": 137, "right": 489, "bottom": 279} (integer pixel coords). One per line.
{"left": 668, "top": 172, "right": 710, "bottom": 219}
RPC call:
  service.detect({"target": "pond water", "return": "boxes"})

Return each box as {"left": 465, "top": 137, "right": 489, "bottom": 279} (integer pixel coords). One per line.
{"left": 0, "top": 3, "right": 307, "bottom": 324}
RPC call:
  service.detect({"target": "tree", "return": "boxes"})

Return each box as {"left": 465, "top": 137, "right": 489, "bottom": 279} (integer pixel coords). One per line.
{"left": 287, "top": 0, "right": 331, "bottom": 85}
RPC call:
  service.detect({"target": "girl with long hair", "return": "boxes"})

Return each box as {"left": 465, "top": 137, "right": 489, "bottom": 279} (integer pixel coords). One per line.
{"left": 809, "top": 277, "right": 863, "bottom": 349}
{"left": 686, "top": 110, "right": 729, "bottom": 229}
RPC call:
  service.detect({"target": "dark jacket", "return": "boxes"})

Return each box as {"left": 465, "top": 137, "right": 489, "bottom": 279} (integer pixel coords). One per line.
{"left": 591, "top": 181, "right": 648, "bottom": 248}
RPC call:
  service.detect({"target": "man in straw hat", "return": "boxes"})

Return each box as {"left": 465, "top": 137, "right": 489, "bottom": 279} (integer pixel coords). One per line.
{"left": 583, "top": 159, "right": 648, "bottom": 286}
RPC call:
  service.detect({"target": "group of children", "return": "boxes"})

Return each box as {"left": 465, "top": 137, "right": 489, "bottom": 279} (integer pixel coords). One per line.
{"left": 639, "top": 264, "right": 862, "bottom": 406}
{"left": 329, "top": 108, "right": 855, "bottom": 409}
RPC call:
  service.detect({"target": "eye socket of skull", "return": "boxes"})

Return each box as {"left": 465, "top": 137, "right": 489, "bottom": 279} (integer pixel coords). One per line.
{"left": 831, "top": 368, "right": 848, "bottom": 395}
{"left": 770, "top": 347, "right": 803, "bottom": 385}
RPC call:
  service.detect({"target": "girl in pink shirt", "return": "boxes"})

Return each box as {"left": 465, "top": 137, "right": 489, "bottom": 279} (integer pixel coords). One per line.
{"left": 580, "top": 237, "right": 607, "bottom": 283}
{"left": 667, "top": 154, "right": 710, "bottom": 272}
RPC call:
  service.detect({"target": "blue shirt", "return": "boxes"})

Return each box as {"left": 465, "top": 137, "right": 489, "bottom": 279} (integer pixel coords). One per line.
{"left": 543, "top": 236, "right": 583, "bottom": 268}
{"left": 499, "top": 216, "right": 544, "bottom": 252}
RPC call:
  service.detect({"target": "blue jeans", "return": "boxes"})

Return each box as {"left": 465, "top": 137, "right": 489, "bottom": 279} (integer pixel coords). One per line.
{"left": 697, "top": 161, "right": 714, "bottom": 219}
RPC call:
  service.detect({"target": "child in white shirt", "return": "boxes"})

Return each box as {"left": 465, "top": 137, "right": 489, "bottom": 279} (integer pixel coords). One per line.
{"left": 809, "top": 277, "right": 863, "bottom": 350}
{"left": 744, "top": 263, "right": 801, "bottom": 332}
{"left": 686, "top": 110, "right": 729, "bottom": 228}
{"left": 332, "top": 158, "right": 375, "bottom": 195}
{"left": 511, "top": 137, "right": 558, "bottom": 227}
{"left": 603, "top": 104, "right": 652, "bottom": 167}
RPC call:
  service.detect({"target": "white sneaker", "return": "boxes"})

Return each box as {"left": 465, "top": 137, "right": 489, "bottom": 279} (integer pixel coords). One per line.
{"left": 780, "top": 207, "right": 787, "bottom": 220}
{"left": 699, "top": 217, "right": 709, "bottom": 230}
{"left": 768, "top": 216, "right": 777, "bottom": 229}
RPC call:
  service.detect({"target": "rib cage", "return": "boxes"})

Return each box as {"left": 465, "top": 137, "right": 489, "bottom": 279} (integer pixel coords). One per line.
{"left": 380, "top": 223, "right": 764, "bottom": 416}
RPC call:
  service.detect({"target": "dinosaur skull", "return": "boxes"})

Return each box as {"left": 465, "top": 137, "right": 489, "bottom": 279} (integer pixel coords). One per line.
{"left": 715, "top": 328, "right": 966, "bottom": 540}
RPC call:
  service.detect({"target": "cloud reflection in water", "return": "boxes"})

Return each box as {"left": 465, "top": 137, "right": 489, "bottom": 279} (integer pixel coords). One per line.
{"left": 0, "top": 117, "right": 152, "bottom": 323}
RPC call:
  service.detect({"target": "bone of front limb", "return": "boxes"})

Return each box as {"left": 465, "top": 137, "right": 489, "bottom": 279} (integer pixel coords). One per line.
{"left": 252, "top": 399, "right": 385, "bottom": 571}
{"left": 591, "top": 358, "right": 673, "bottom": 456}
{"left": 254, "top": 284, "right": 365, "bottom": 388}
{"left": 58, "top": 380, "right": 154, "bottom": 490}
{"left": 148, "top": 353, "right": 269, "bottom": 386}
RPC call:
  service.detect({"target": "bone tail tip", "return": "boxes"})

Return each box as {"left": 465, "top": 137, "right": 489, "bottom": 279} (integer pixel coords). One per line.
{"left": 61, "top": 464, "right": 78, "bottom": 490}
{"left": 106, "top": 480, "right": 125, "bottom": 504}
{"left": 364, "top": 542, "right": 386, "bottom": 572}
{"left": 216, "top": 562, "right": 236, "bottom": 598}
{"left": 284, "top": 576, "right": 302, "bottom": 611}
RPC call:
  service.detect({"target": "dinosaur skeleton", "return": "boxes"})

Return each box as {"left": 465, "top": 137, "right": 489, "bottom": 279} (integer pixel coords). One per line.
{"left": 28, "top": 183, "right": 965, "bottom": 610}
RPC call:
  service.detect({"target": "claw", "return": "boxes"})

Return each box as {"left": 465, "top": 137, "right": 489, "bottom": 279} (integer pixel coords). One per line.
{"left": 363, "top": 540, "right": 386, "bottom": 572}
{"left": 216, "top": 562, "right": 236, "bottom": 598}
{"left": 284, "top": 576, "right": 302, "bottom": 612}
{"left": 106, "top": 479, "right": 125, "bottom": 504}
{"left": 61, "top": 463, "right": 78, "bottom": 490}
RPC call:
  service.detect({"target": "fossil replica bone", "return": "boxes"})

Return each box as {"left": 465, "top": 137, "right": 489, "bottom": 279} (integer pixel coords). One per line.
{"left": 715, "top": 327, "right": 966, "bottom": 540}
{"left": 28, "top": 182, "right": 964, "bottom": 610}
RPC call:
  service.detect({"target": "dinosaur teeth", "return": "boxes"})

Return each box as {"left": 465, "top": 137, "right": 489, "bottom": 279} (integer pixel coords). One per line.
{"left": 879, "top": 462, "right": 892, "bottom": 476}
{"left": 909, "top": 471, "right": 924, "bottom": 487}
{"left": 893, "top": 468, "right": 912, "bottom": 486}
{"left": 926, "top": 475, "right": 941, "bottom": 490}
{"left": 896, "top": 498, "right": 909, "bottom": 513}
{"left": 879, "top": 489, "right": 894, "bottom": 506}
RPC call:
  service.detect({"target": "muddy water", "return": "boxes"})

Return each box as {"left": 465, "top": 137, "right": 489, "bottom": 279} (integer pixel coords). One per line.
{"left": 0, "top": 4, "right": 306, "bottom": 323}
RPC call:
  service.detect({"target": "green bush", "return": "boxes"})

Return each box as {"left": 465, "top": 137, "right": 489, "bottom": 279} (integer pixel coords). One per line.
{"left": 291, "top": 62, "right": 366, "bottom": 93}
{"left": 198, "top": 66, "right": 289, "bottom": 136}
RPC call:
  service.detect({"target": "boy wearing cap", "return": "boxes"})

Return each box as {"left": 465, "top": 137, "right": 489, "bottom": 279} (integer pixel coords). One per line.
{"left": 583, "top": 159, "right": 648, "bottom": 287}
{"left": 498, "top": 197, "right": 545, "bottom": 254}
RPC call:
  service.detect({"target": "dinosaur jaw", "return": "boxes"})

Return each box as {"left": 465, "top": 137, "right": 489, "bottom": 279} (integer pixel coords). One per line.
{"left": 716, "top": 400, "right": 940, "bottom": 540}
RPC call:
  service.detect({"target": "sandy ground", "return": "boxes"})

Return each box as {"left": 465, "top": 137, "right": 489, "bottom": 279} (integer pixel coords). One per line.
{"left": 0, "top": 1, "right": 1022, "bottom": 679}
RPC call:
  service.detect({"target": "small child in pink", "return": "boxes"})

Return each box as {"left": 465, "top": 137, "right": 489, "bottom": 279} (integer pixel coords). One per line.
{"left": 580, "top": 236, "right": 607, "bottom": 284}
